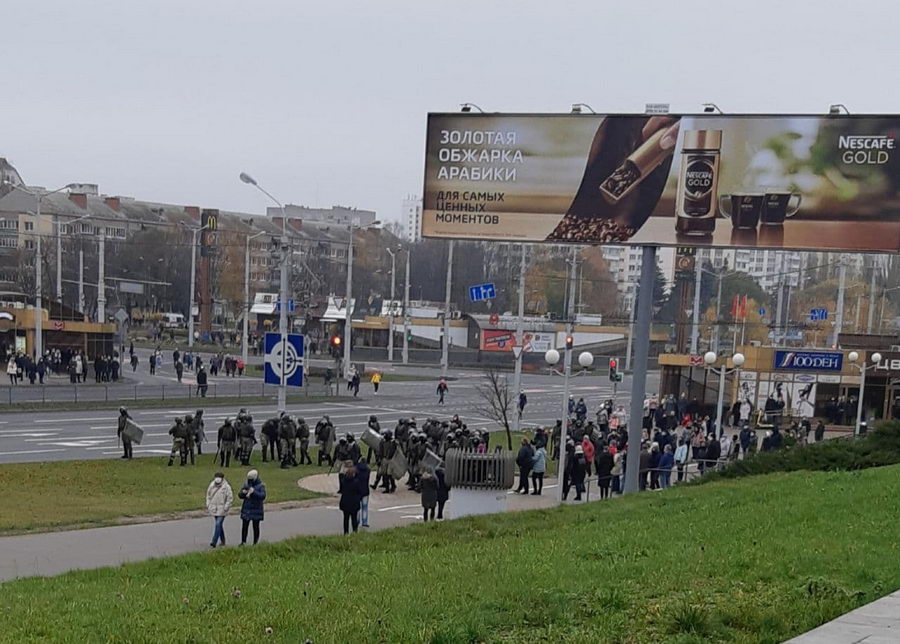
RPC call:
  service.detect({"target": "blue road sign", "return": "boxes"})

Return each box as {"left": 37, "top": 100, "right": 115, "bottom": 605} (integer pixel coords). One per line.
{"left": 275, "top": 299, "right": 296, "bottom": 313}
{"left": 809, "top": 307, "right": 828, "bottom": 322}
{"left": 758, "top": 307, "right": 766, "bottom": 316}
{"left": 264, "top": 332, "right": 304, "bottom": 387}
{"left": 468, "top": 282, "right": 496, "bottom": 303}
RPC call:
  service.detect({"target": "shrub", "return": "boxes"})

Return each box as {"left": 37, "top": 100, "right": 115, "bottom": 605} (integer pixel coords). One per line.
{"left": 702, "top": 421, "right": 900, "bottom": 482}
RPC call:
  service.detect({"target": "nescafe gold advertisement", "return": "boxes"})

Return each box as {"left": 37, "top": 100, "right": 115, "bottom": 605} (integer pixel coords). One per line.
{"left": 421, "top": 113, "right": 900, "bottom": 251}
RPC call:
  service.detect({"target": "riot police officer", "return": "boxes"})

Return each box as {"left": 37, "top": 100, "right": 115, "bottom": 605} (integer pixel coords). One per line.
{"left": 117, "top": 407, "right": 133, "bottom": 460}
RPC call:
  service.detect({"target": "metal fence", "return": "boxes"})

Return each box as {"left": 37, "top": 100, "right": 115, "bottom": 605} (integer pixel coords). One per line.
{"left": 0, "top": 380, "right": 334, "bottom": 405}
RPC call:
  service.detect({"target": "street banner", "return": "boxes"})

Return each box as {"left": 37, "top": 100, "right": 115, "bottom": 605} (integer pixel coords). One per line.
{"left": 422, "top": 113, "right": 900, "bottom": 252}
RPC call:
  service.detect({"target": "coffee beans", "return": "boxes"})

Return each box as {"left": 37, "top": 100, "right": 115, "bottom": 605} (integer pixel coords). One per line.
{"left": 547, "top": 214, "right": 635, "bottom": 243}
{"left": 600, "top": 161, "right": 641, "bottom": 198}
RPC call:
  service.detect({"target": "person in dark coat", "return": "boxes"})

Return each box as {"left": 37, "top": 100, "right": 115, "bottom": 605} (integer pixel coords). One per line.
{"left": 435, "top": 466, "right": 450, "bottom": 520}
{"left": 419, "top": 469, "right": 438, "bottom": 521}
{"left": 238, "top": 469, "right": 266, "bottom": 545}
{"left": 638, "top": 443, "right": 651, "bottom": 491}
{"left": 569, "top": 445, "right": 587, "bottom": 501}
{"left": 339, "top": 462, "right": 362, "bottom": 534}
{"left": 196, "top": 366, "right": 208, "bottom": 397}
{"left": 595, "top": 444, "right": 614, "bottom": 499}
{"left": 814, "top": 420, "right": 826, "bottom": 442}
{"left": 515, "top": 438, "right": 534, "bottom": 494}
{"left": 705, "top": 434, "right": 721, "bottom": 473}
{"left": 355, "top": 458, "right": 371, "bottom": 528}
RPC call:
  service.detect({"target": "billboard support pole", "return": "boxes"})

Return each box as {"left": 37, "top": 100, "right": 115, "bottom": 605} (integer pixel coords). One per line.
{"left": 831, "top": 257, "right": 847, "bottom": 348}
{"left": 441, "top": 240, "right": 454, "bottom": 377}
{"left": 690, "top": 256, "right": 701, "bottom": 354}
{"left": 624, "top": 245, "right": 656, "bottom": 495}
{"left": 512, "top": 243, "right": 526, "bottom": 434}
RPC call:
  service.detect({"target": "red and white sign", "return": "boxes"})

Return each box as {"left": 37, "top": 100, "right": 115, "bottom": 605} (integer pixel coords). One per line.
{"left": 52, "top": 321, "right": 65, "bottom": 331}
{"left": 689, "top": 354, "right": 704, "bottom": 366}
{"left": 488, "top": 313, "right": 500, "bottom": 326}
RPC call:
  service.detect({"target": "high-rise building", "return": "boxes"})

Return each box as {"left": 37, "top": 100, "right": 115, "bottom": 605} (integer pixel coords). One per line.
{"left": 601, "top": 246, "right": 674, "bottom": 311}
{"left": 402, "top": 195, "right": 422, "bottom": 243}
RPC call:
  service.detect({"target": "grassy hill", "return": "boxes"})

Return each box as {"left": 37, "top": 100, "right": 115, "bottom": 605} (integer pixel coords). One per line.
{"left": 2, "top": 465, "right": 899, "bottom": 642}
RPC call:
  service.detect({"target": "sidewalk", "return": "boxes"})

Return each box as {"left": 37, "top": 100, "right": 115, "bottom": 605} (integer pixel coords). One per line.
{"left": 0, "top": 473, "right": 567, "bottom": 583}
{"left": 785, "top": 591, "right": 900, "bottom": 643}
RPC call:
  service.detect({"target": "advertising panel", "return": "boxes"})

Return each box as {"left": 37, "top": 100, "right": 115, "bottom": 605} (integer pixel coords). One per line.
{"left": 423, "top": 114, "right": 900, "bottom": 251}
{"left": 481, "top": 329, "right": 554, "bottom": 352}
{"left": 773, "top": 350, "right": 843, "bottom": 371}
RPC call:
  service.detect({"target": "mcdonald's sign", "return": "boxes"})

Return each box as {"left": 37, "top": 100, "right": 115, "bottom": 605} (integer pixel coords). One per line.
{"left": 200, "top": 209, "right": 219, "bottom": 257}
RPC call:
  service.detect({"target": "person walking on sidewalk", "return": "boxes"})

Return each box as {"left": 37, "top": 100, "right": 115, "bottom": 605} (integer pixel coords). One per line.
{"left": 206, "top": 472, "right": 233, "bottom": 548}
{"left": 531, "top": 442, "right": 547, "bottom": 495}
{"left": 238, "top": 469, "right": 266, "bottom": 545}
{"left": 435, "top": 465, "right": 450, "bottom": 519}
{"left": 436, "top": 379, "right": 448, "bottom": 405}
{"left": 196, "top": 366, "right": 208, "bottom": 398}
{"left": 339, "top": 461, "right": 363, "bottom": 534}
{"left": 515, "top": 438, "right": 534, "bottom": 494}
{"left": 371, "top": 370, "right": 382, "bottom": 394}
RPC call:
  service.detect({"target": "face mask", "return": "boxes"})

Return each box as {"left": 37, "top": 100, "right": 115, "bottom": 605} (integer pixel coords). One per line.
{"left": 214, "top": 477, "right": 223, "bottom": 485}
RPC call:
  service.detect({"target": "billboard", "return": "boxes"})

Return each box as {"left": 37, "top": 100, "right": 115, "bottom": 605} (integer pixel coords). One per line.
{"left": 773, "top": 350, "right": 843, "bottom": 371}
{"left": 422, "top": 114, "right": 900, "bottom": 252}
{"left": 481, "top": 329, "right": 554, "bottom": 352}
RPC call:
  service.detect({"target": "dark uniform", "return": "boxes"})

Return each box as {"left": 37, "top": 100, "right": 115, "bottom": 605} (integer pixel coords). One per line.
{"left": 279, "top": 415, "right": 298, "bottom": 468}
{"left": 316, "top": 416, "right": 335, "bottom": 467}
{"left": 183, "top": 414, "right": 197, "bottom": 465}
{"left": 117, "top": 407, "right": 133, "bottom": 459}
{"left": 297, "top": 417, "right": 312, "bottom": 464}
{"left": 192, "top": 410, "right": 206, "bottom": 455}
{"left": 167, "top": 417, "right": 189, "bottom": 466}
{"left": 217, "top": 419, "right": 236, "bottom": 467}
{"left": 237, "top": 414, "right": 256, "bottom": 466}
{"left": 376, "top": 432, "right": 398, "bottom": 493}
{"left": 260, "top": 417, "right": 280, "bottom": 462}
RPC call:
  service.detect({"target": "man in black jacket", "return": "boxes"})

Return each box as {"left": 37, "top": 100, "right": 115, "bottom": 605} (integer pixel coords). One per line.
{"left": 217, "top": 418, "right": 236, "bottom": 467}
{"left": 515, "top": 438, "right": 534, "bottom": 494}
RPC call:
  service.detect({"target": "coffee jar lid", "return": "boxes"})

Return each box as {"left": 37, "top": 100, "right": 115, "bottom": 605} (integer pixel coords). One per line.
{"left": 683, "top": 129, "right": 722, "bottom": 150}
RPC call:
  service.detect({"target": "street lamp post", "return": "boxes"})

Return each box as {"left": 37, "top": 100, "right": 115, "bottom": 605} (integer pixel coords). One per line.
{"left": 402, "top": 249, "right": 411, "bottom": 364}
{"left": 239, "top": 172, "right": 290, "bottom": 413}
{"left": 544, "top": 348, "right": 594, "bottom": 503}
{"left": 386, "top": 246, "right": 399, "bottom": 362}
{"left": 703, "top": 351, "right": 746, "bottom": 438}
{"left": 342, "top": 220, "right": 381, "bottom": 380}
{"left": 848, "top": 351, "right": 882, "bottom": 436}
{"left": 243, "top": 230, "right": 266, "bottom": 366}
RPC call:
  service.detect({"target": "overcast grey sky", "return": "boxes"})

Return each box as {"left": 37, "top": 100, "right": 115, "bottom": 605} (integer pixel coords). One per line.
{"left": 3, "top": 0, "right": 899, "bottom": 224}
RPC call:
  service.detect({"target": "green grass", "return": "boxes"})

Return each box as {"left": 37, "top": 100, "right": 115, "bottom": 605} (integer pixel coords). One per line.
{"left": 0, "top": 456, "right": 326, "bottom": 535}
{"left": 4, "top": 466, "right": 898, "bottom": 642}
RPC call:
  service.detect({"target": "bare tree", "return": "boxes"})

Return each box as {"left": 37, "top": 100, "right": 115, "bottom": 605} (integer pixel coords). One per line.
{"left": 473, "top": 368, "right": 514, "bottom": 450}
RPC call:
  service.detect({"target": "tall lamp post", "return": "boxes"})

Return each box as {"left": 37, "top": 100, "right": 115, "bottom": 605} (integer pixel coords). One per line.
{"left": 848, "top": 351, "right": 881, "bottom": 436}
{"left": 703, "top": 351, "right": 746, "bottom": 438}
{"left": 544, "top": 346, "right": 595, "bottom": 503}
{"left": 402, "top": 248, "right": 411, "bottom": 364}
{"left": 242, "top": 230, "right": 266, "bottom": 365}
{"left": 3, "top": 182, "right": 76, "bottom": 359}
{"left": 239, "top": 172, "right": 290, "bottom": 413}
{"left": 385, "top": 245, "right": 401, "bottom": 362}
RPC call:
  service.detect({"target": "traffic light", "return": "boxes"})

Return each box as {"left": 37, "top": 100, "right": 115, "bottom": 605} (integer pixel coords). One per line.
{"left": 406, "top": 330, "right": 413, "bottom": 342}
{"left": 608, "top": 358, "right": 618, "bottom": 382}
{"left": 565, "top": 335, "right": 574, "bottom": 350}
{"left": 331, "top": 335, "right": 342, "bottom": 348}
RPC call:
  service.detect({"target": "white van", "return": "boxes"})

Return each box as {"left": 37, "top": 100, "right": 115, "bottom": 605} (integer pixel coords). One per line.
{"left": 161, "top": 313, "right": 186, "bottom": 328}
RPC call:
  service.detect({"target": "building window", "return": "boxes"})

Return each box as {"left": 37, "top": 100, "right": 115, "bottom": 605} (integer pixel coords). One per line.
{"left": 0, "top": 237, "right": 17, "bottom": 248}
{"left": 24, "top": 221, "right": 34, "bottom": 231}
{"left": 25, "top": 240, "right": 35, "bottom": 250}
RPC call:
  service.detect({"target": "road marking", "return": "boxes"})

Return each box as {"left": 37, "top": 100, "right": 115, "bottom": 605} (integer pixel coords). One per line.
{"left": 378, "top": 504, "right": 420, "bottom": 512}
{"left": 34, "top": 417, "right": 109, "bottom": 423}
{"left": 0, "top": 448, "right": 67, "bottom": 456}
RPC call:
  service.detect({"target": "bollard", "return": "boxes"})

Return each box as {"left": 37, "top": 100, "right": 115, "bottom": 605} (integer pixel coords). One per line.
{"left": 134, "top": 385, "right": 138, "bottom": 401}
{"left": 105, "top": 385, "right": 108, "bottom": 402}
{"left": 162, "top": 385, "right": 165, "bottom": 401}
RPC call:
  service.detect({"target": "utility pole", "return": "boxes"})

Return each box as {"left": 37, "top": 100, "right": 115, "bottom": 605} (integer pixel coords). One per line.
{"left": 713, "top": 268, "right": 724, "bottom": 353}
{"left": 832, "top": 257, "right": 847, "bottom": 348}
{"left": 625, "top": 298, "right": 635, "bottom": 371}
{"left": 867, "top": 259, "right": 877, "bottom": 333}
{"left": 774, "top": 252, "right": 784, "bottom": 345}
{"left": 387, "top": 248, "right": 397, "bottom": 362}
{"left": 402, "top": 250, "right": 411, "bottom": 364}
{"left": 343, "top": 227, "right": 354, "bottom": 380}
{"left": 78, "top": 242, "right": 85, "bottom": 314}
{"left": 34, "top": 199, "right": 43, "bottom": 359}
{"left": 556, "top": 247, "right": 578, "bottom": 504}
{"left": 512, "top": 244, "right": 527, "bottom": 433}
{"left": 97, "top": 231, "right": 106, "bottom": 323}
{"left": 55, "top": 216, "right": 62, "bottom": 305}
{"left": 690, "top": 255, "right": 701, "bottom": 354}
{"left": 441, "top": 240, "right": 454, "bottom": 377}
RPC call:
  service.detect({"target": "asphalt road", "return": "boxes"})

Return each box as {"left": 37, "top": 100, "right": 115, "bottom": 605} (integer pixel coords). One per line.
{"left": 0, "top": 367, "right": 659, "bottom": 464}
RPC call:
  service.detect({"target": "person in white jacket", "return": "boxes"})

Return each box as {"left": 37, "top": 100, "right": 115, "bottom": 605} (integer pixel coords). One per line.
{"left": 206, "top": 472, "right": 233, "bottom": 548}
